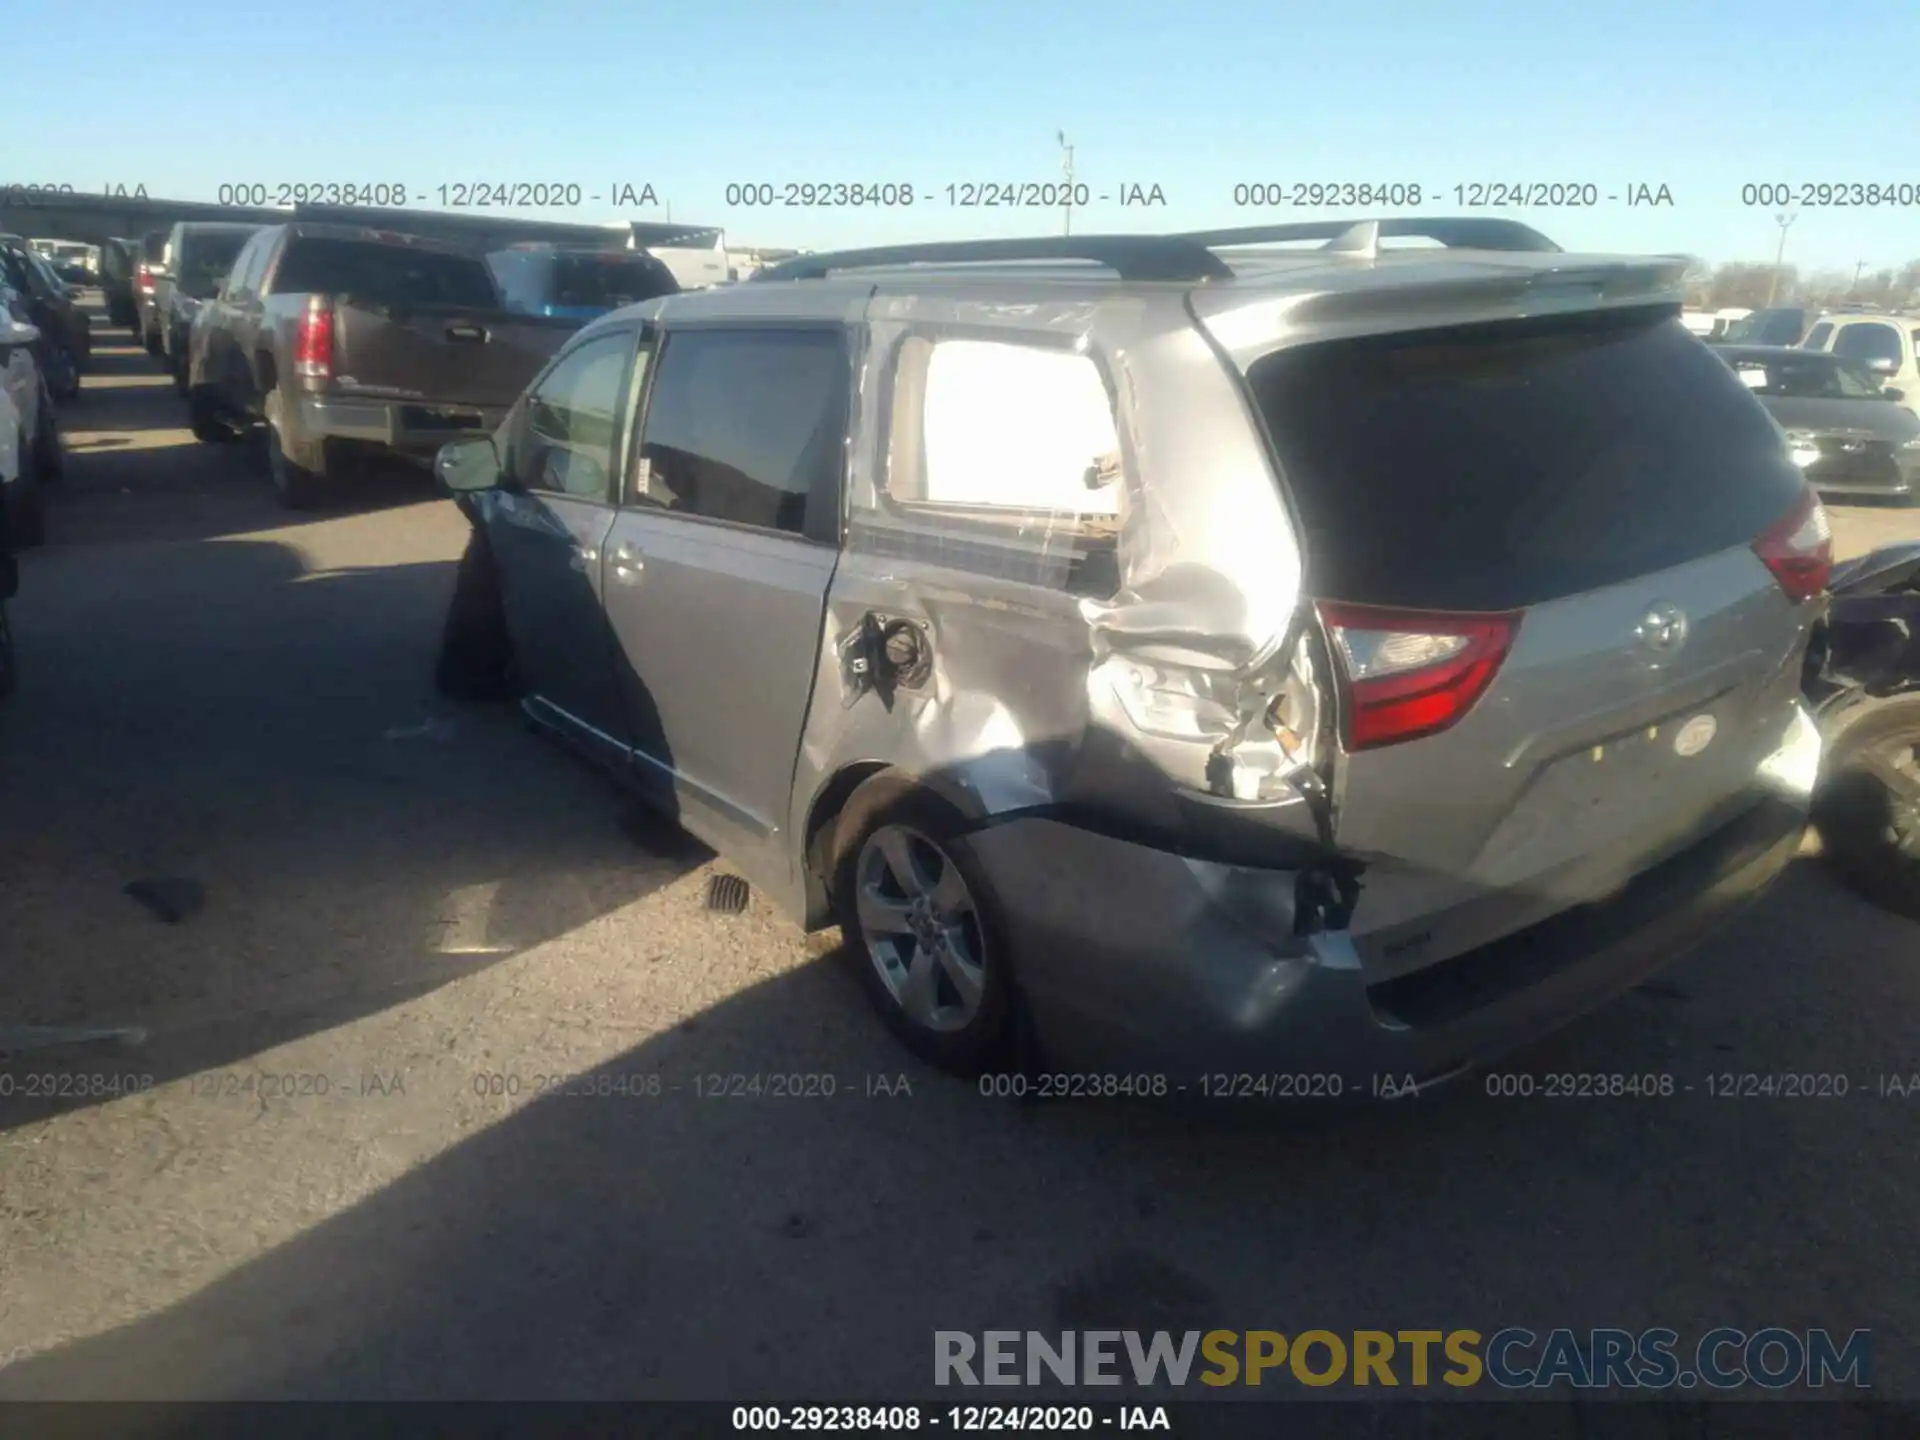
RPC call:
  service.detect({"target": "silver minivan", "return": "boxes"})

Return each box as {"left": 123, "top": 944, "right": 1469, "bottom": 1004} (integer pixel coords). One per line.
{"left": 436, "top": 219, "right": 1830, "bottom": 1087}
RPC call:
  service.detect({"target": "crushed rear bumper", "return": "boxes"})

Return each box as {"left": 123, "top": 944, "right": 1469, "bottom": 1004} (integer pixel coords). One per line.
{"left": 965, "top": 711, "right": 1818, "bottom": 1090}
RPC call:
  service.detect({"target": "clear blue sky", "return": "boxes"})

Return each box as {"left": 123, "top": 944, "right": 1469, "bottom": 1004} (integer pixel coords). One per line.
{"left": 8, "top": 0, "right": 1919, "bottom": 273}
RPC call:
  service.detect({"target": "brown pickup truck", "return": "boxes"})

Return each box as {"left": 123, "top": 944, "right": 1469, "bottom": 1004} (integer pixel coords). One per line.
{"left": 186, "top": 223, "right": 576, "bottom": 508}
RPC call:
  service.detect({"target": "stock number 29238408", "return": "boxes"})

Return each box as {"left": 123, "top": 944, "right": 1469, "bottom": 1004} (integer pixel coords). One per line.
{"left": 217, "top": 182, "right": 407, "bottom": 206}
{"left": 732, "top": 1406, "right": 925, "bottom": 1430}
{"left": 978, "top": 1073, "right": 1168, "bottom": 1098}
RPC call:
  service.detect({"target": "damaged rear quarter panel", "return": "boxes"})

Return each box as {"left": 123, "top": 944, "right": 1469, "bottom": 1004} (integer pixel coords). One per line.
{"left": 787, "top": 284, "right": 1322, "bottom": 917}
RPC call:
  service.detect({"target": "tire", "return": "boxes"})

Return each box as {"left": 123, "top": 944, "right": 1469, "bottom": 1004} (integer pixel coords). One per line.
{"left": 1813, "top": 694, "right": 1920, "bottom": 921}
{"left": 188, "top": 388, "right": 237, "bottom": 445}
{"left": 44, "top": 343, "right": 79, "bottom": 402}
{"left": 264, "top": 419, "right": 324, "bottom": 510}
{"left": 143, "top": 327, "right": 162, "bottom": 358}
{"left": 829, "top": 776, "right": 1016, "bottom": 1074}
{"left": 435, "top": 524, "right": 521, "bottom": 701}
{"left": 0, "top": 604, "right": 15, "bottom": 703}
{"left": 6, "top": 441, "right": 45, "bottom": 549}
{"left": 171, "top": 350, "right": 189, "bottom": 397}
{"left": 33, "top": 381, "right": 62, "bottom": 479}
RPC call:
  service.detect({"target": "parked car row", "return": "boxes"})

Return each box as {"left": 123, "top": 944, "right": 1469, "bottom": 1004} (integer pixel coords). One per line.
{"left": 1714, "top": 345, "right": 1920, "bottom": 504}
{"left": 1714, "top": 304, "right": 1920, "bottom": 411}
{"left": 28, "top": 239, "right": 100, "bottom": 286}
{"left": 0, "top": 286, "right": 63, "bottom": 549}
{"left": 0, "top": 234, "right": 90, "bottom": 400}
{"left": 97, "top": 218, "right": 685, "bottom": 508}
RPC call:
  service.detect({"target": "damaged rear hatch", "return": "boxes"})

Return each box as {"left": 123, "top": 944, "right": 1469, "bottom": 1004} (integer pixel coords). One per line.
{"left": 1204, "top": 291, "right": 1823, "bottom": 979}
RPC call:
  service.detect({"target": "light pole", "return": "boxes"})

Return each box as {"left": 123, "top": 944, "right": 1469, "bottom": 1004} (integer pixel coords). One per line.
{"left": 1057, "top": 130, "right": 1075, "bottom": 236}
{"left": 1764, "top": 209, "right": 1797, "bottom": 307}
{"left": 1850, "top": 258, "right": 1867, "bottom": 297}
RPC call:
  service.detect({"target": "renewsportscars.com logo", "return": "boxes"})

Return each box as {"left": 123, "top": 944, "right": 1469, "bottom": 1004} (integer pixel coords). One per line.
{"left": 934, "top": 1328, "right": 1871, "bottom": 1391}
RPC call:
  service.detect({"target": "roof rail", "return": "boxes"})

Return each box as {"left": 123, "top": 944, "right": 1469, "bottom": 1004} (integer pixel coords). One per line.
{"left": 750, "top": 217, "right": 1566, "bottom": 285}
{"left": 751, "top": 235, "right": 1235, "bottom": 283}
{"left": 1175, "top": 217, "right": 1563, "bottom": 254}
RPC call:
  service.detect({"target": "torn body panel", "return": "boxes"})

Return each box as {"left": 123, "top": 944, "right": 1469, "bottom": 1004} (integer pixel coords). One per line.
{"left": 788, "top": 288, "right": 1342, "bottom": 929}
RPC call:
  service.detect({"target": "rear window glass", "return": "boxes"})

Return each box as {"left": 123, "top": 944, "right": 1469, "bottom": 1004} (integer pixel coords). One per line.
{"left": 1723, "top": 352, "right": 1882, "bottom": 399}
{"left": 1832, "top": 322, "right": 1904, "bottom": 365}
{"left": 1246, "top": 307, "right": 1808, "bottom": 612}
{"left": 1725, "top": 309, "right": 1806, "bottom": 346}
{"left": 549, "top": 254, "right": 678, "bottom": 310}
{"left": 271, "top": 238, "right": 499, "bottom": 308}
{"left": 177, "top": 231, "right": 255, "bottom": 295}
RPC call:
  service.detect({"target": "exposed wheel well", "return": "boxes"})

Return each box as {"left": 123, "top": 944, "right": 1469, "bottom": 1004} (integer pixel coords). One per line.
{"left": 801, "top": 762, "right": 892, "bottom": 929}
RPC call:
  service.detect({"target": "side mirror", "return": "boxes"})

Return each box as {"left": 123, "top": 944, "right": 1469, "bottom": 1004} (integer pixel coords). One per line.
{"left": 1884, "top": 387, "right": 1906, "bottom": 403}
{"left": 1867, "top": 356, "right": 1898, "bottom": 377}
{"left": 435, "top": 435, "right": 503, "bottom": 494}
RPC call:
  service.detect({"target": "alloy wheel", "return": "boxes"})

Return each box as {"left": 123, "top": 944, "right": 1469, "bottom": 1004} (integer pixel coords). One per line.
{"left": 853, "top": 824, "right": 988, "bottom": 1033}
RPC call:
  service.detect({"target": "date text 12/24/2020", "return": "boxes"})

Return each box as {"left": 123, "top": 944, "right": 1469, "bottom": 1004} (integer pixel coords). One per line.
{"left": 210, "top": 182, "right": 662, "bottom": 209}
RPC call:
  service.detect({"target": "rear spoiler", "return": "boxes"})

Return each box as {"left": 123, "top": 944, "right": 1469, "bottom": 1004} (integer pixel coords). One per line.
{"left": 1194, "top": 253, "right": 1695, "bottom": 360}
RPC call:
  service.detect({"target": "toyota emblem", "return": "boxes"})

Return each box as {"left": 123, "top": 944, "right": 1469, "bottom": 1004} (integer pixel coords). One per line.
{"left": 1636, "top": 603, "right": 1689, "bottom": 655}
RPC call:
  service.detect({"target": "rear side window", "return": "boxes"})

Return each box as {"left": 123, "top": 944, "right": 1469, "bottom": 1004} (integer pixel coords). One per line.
{"left": 486, "top": 251, "right": 537, "bottom": 310}
{"left": 1832, "top": 323, "right": 1904, "bottom": 366}
{"left": 635, "top": 328, "right": 846, "bottom": 539}
{"left": 1803, "top": 321, "right": 1834, "bottom": 350}
{"left": 550, "top": 254, "right": 678, "bottom": 310}
{"left": 1246, "top": 307, "right": 1808, "bottom": 612}
{"left": 177, "top": 230, "right": 255, "bottom": 297}
{"left": 888, "top": 338, "right": 1121, "bottom": 519}
{"left": 271, "top": 238, "right": 499, "bottom": 308}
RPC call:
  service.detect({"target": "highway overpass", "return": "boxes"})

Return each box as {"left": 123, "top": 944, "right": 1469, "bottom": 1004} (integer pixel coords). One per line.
{"left": 0, "top": 187, "right": 721, "bottom": 254}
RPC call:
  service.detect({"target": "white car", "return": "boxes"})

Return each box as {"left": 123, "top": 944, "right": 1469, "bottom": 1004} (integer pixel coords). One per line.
{"left": 0, "top": 305, "right": 52, "bottom": 547}
{"left": 1800, "top": 311, "right": 1920, "bottom": 418}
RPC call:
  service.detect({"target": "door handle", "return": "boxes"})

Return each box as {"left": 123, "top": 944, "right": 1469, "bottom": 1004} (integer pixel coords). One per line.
{"left": 569, "top": 546, "right": 598, "bottom": 572}
{"left": 610, "top": 542, "right": 645, "bottom": 583}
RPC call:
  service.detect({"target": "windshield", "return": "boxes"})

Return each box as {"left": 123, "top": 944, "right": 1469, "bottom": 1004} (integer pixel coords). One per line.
{"left": 1246, "top": 307, "right": 1807, "bottom": 611}
{"left": 548, "top": 254, "right": 678, "bottom": 310}
{"left": 1723, "top": 352, "right": 1884, "bottom": 399}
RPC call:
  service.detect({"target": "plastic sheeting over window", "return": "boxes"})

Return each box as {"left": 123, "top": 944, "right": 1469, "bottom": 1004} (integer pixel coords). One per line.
{"left": 905, "top": 339, "right": 1121, "bottom": 516}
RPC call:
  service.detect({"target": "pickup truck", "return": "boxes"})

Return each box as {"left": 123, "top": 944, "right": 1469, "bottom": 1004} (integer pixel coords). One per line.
{"left": 186, "top": 223, "right": 577, "bottom": 508}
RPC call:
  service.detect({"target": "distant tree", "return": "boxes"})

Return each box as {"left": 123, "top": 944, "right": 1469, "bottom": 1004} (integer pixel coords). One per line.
{"left": 1689, "top": 256, "right": 1920, "bottom": 312}
{"left": 1706, "top": 262, "right": 1786, "bottom": 310}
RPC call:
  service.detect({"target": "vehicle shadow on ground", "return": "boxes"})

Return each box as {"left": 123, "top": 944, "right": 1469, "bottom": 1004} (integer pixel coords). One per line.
{"left": 0, "top": 527, "right": 695, "bottom": 1130}
{"left": 40, "top": 312, "right": 440, "bottom": 549}
{"left": 0, "top": 849, "right": 1915, "bottom": 1412}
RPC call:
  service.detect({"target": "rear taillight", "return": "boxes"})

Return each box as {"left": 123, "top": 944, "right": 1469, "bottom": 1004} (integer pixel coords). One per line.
{"left": 135, "top": 265, "right": 154, "bottom": 293}
{"left": 1752, "top": 486, "right": 1832, "bottom": 602}
{"left": 1316, "top": 602, "right": 1522, "bottom": 752}
{"left": 293, "top": 296, "right": 333, "bottom": 380}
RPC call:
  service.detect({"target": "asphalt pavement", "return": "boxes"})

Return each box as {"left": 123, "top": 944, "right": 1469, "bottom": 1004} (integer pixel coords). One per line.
{"left": 1, "top": 300, "right": 1918, "bottom": 1419}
